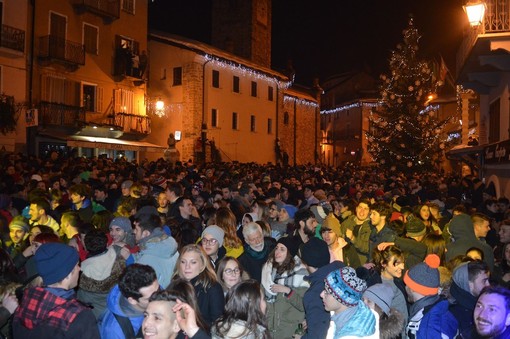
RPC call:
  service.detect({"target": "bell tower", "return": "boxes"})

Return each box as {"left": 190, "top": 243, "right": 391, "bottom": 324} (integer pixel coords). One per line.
{"left": 211, "top": 0, "right": 272, "bottom": 68}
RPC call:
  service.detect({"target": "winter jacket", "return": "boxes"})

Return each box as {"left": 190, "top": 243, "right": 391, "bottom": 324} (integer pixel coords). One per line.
{"left": 212, "top": 319, "right": 268, "bottom": 339}
{"left": 134, "top": 228, "right": 179, "bottom": 288}
{"left": 191, "top": 277, "right": 225, "bottom": 327}
{"left": 368, "top": 223, "right": 396, "bottom": 261}
{"left": 238, "top": 238, "right": 276, "bottom": 282}
{"left": 406, "top": 295, "right": 445, "bottom": 339}
{"left": 445, "top": 214, "right": 494, "bottom": 271}
{"left": 341, "top": 215, "right": 372, "bottom": 264}
{"left": 77, "top": 247, "right": 126, "bottom": 319}
{"left": 98, "top": 284, "right": 144, "bottom": 339}
{"left": 302, "top": 261, "right": 345, "bottom": 339}
{"left": 394, "top": 236, "right": 427, "bottom": 272}
{"left": 416, "top": 299, "right": 456, "bottom": 339}
{"left": 379, "top": 308, "right": 405, "bottom": 339}
{"left": 12, "top": 287, "right": 99, "bottom": 339}
{"left": 262, "top": 257, "right": 309, "bottom": 338}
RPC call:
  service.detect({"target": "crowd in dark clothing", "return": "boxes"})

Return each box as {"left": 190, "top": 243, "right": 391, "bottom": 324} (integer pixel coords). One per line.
{"left": 0, "top": 151, "right": 510, "bottom": 338}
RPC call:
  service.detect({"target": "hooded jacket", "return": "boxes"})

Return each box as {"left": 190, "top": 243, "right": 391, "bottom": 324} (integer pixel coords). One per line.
{"left": 13, "top": 287, "right": 99, "bottom": 339}
{"left": 99, "top": 284, "right": 144, "bottom": 339}
{"left": 445, "top": 214, "right": 494, "bottom": 271}
{"left": 301, "top": 261, "right": 345, "bottom": 339}
{"left": 135, "top": 228, "right": 179, "bottom": 288}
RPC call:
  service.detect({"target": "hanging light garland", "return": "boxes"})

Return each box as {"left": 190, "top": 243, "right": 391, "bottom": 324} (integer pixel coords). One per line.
{"left": 204, "top": 54, "right": 292, "bottom": 89}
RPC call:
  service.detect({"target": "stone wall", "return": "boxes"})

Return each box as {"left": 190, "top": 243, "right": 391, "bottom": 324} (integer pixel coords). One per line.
{"left": 181, "top": 61, "right": 204, "bottom": 161}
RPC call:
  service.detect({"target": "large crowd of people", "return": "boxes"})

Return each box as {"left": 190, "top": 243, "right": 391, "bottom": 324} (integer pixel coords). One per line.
{"left": 0, "top": 151, "right": 509, "bottom": 339}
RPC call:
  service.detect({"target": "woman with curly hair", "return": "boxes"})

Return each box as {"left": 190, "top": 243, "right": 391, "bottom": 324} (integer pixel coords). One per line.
{"left": 211, "top": 207, "right": 244, "bottom": 258}
{"left": 261, "top": 236, "right": 308, "bottom": 338}
{"left": 173, "top": 244, "right": 224, "bottom": 327}
{"left": 368, "top": 245, "right": 409, "bottom": 334}
{"left": 212, "top": 279, "right": 270, "bottom": 339}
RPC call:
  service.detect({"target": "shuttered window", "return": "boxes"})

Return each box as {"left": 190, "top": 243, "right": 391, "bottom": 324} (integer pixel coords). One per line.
{"left": 83, "top": 23, "right": 98, "bottom": 55}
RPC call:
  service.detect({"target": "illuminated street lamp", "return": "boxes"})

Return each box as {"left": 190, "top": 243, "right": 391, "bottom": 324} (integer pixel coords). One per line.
{"left": 464, "top": 1, "right": 486, "bottom": 27}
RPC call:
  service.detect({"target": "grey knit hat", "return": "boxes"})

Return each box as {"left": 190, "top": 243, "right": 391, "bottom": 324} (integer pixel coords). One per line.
{"left": 202, "top": 225, "right": 225, "bottom": 247}
{"left": 109, "top": 216, "right": 132, "bottom": 234}
{"left": 363, "top": 283, "right": 394, "bottom": 315}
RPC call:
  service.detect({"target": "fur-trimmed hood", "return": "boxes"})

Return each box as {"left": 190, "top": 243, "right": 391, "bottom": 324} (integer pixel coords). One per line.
{"left": 379, "top": 308, "right": 405, "bottom": 339}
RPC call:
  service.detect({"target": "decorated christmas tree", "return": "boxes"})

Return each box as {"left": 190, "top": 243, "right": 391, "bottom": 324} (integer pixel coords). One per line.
{"left": 366, "top": 17, "right": 449, "bottom": 173}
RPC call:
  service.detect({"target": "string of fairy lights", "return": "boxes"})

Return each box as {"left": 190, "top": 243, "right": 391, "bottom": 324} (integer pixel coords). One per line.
{"left": 204, "top": 54, "right": 292, "bottom": 89}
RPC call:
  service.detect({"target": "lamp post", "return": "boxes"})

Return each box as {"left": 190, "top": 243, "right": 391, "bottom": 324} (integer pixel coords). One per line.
{"left": 464, "top": 1, "right": 486, "bottom": 27}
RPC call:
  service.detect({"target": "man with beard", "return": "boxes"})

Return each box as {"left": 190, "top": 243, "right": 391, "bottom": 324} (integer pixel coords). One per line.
{"left": 341, "top": 198, "right": 371, "bottom": 264}
{"left": 472, "top": 286, "right": 510, "bottom": 339}
{"left": 238, "top": 222, "right": 275, "bottom": 282}
{"left": 293, "top": 208, "right": 318, "bottom": 246}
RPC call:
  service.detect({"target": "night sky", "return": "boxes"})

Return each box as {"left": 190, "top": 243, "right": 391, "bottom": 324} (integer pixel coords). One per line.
{"left": 149, "top": 0, "right": 467, "bottom": 86}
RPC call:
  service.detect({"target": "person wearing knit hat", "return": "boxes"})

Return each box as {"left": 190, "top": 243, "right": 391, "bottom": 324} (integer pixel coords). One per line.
{"left": 363, "top": 283, "right": 405, "bottom": 339}
{"left": 299, "top": 237, "right": 330, "bottom": 268}
{"left": 109, "top": 216, "right": 135, "bottom": 248}
{"left": 7, "top": 216, "right": 30, "bottom": 257}
{"left": 320, "top": 213, "right": 361, "bottom": 267}
{"left": 261, "top": 235, "right": 309, "bottom": 338}
{"left": 363, "top": 283, "right": 394, "bottom": 316}
{"left": 12, "top": 242, "right": 100, "bottom": 338}
{"left": 405, "top": 215, "right": 426, "bottom": 240}
{"left": 320, "top": 267, "right": 377, "bottom": 338}
{"left": 201, "top": 225, "right": 226, "bottom": 268}
{"left": 404, "top": 254, "right": 448, "bottom": 339}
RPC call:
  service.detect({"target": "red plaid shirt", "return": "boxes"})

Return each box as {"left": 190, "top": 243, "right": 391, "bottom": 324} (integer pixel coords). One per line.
{"left": 14, "top": 287, "right": 88, "bottom": 332}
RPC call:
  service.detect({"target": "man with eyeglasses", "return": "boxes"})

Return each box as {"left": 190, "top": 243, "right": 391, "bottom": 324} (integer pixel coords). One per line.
{"left": 200, "top": 225, "right": 225, "bottom": 268}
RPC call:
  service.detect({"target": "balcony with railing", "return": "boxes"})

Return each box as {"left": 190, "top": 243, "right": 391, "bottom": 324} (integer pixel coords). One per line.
{"left": 39, "top": 101, "right": 86, "bottom": 128}
{"left": 38, "top": 35, "right": 85, "bottom": 70}
{"left": 106, "top": 112, "right": 151, "bottom": 135}
{"left": 70, "top": 0, "right": 120, "bottom": 22}
{"left": 0, "top": 24, "right": 25, "bottom": 53}
{"left": 457, "top": 0, "right": 510, "bottom": 77}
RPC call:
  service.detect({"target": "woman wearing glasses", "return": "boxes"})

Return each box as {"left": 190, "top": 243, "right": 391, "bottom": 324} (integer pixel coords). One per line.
{"left": 200, "top": 225, "right": 226, "bottom": 269}
{"left": 174, "top": 244, "right": 225, "bottom": 328}
{"left": 216, "top": 256, "right": 249, "bottom": 296}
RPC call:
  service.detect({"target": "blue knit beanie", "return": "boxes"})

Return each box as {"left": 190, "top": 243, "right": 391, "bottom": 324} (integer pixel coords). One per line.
{"left": 325, "top": 266, "right": 367, "bottom": 307}
{"left": 35, "top": 243, "right": 79, "bottom": 285}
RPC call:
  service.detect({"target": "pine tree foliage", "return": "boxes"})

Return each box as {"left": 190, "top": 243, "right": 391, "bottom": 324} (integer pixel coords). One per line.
{"left": 366, "top": 18, "right": 449, "bottom": 173}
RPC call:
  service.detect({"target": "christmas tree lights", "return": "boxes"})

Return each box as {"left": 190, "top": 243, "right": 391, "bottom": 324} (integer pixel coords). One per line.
{"left": 365, "top": 17, "right": 450, "bottom": 172}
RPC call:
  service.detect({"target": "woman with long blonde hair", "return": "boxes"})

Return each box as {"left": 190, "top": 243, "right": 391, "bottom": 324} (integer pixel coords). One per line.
{"left": 173, "top": 244, "right": 225, "bottom": 327}
{"left": 211, "top": 207, "right": 244, "bottom": 258}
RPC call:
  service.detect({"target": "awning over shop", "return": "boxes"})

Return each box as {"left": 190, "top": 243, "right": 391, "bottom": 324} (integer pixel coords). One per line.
{"left": 66, "top": 135, "right": 164, "bottom": 153}
{"left": 446, "top": 144, "right": 483, "bottom": 170}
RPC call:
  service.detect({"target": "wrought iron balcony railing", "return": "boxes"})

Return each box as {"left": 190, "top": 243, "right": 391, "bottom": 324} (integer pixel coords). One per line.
{"left": 457, "top": 0, "right": 510, "bottom": 77}
{"left": 39, "top": 35, "right": 85, "bottom": 66}
{"left": 0, "top": 24, "right": 25, "bottom": 52}
{"left": 70, "top": 0, "right": 120, "bottom": 21}
{"left": 107, "top": 112, "right": 151, "bottom": 134}
{"left": 39, "top": 101, "right": 86, "bottom": 127}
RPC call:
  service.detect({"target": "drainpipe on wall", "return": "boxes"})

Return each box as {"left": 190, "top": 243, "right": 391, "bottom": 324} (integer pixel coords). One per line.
{"left": 201, "top": 58, "right": 211, "bottom": 165}
{"left": 274, "top": 78, "right": 279, "bottom": 164}
{"left": 293, "top": 98, "right": 297, "bottom": 166}
{"left": 27, "top": 0, "right": 36, "bottom": 155}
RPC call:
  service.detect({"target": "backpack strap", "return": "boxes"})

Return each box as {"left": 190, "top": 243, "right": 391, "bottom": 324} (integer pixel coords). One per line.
{"left": 113, "top": 313, "right": 142, "bottom": 339}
